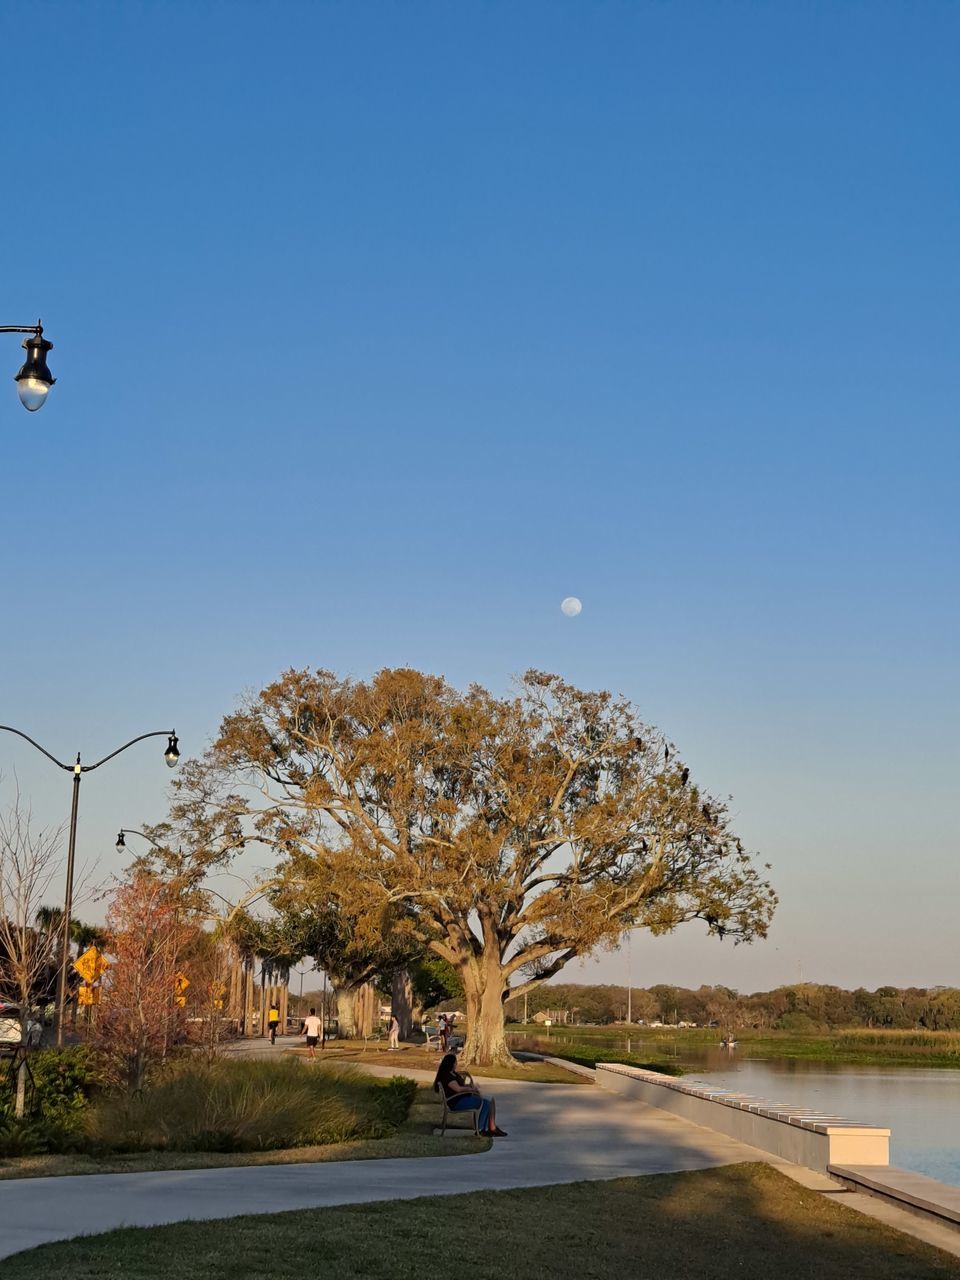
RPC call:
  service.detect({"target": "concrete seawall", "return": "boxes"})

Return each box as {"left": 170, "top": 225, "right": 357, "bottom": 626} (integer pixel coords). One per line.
{"left": 595, "top": 1063, "right": 890, "bottom": 1174}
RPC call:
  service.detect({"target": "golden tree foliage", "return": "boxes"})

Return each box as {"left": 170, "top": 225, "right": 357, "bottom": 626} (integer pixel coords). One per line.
{"left": 95, "top": 872, "right": 190, "bottom": 1092}
{"left": 172, "top": 668, "right": 776, "bottom": 1065}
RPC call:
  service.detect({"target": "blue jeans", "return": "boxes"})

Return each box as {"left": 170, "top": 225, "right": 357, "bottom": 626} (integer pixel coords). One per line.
{"left": 449, "top": 1093, "right": 492, "bottom": 1131}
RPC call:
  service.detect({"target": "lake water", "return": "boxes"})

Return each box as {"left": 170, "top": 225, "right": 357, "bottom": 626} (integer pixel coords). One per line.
{"left": 683, "top": 1057, "right": 960, "bottom": 1187}
{"left": 509, "top": 1033, "right": 960, "bottom": 1186}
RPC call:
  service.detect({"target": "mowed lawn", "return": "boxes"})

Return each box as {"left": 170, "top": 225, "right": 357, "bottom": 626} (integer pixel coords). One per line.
{"left": 5, "top": 1163, "right": 959, "bottom": 1279}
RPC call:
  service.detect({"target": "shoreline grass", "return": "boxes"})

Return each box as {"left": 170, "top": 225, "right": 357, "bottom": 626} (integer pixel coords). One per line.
{"left": 517, "top": 1040, "right": 684, "bottom": 1074}
{"left": 509, "top": 1025, "right": 960, "bottom": 1070}
{"left": 3, "top": 1162, "right": 958, "bottom": 1278}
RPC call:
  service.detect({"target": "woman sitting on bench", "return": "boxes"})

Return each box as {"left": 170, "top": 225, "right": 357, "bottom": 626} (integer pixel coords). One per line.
{"left": 433, "top": 1053, "right": 507, "bottom": 1137}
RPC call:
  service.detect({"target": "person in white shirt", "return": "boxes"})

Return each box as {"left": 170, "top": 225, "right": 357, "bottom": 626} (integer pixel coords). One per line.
{"left": 388, "top": 1013, "right": 400, "bottom": 1050}
{"left": 300, "top": 1007, "right": 323, "bottom": 1059}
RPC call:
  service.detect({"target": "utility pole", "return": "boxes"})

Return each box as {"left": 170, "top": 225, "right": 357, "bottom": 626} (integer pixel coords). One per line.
{"left": 626, "top": 932, "right": 632, "bottom": 1024}
{"left": 321, "top": 970, "right": 327, "bottom": 1051}
{"left": 524, "top": 991, "right": 528, "bottom": 1025}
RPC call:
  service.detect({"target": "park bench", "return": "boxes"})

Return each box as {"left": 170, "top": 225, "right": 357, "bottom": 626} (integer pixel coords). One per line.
{"left": 438, "top": 1076, "right": 481, "bottom": 1136}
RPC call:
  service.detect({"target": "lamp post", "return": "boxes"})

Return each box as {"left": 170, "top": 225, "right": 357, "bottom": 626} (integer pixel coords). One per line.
{"left": 0, "top": 726, "right": 179, "bottom": 1044}
{"left": 1, "top": 321, "right": 56, "bottom": 411}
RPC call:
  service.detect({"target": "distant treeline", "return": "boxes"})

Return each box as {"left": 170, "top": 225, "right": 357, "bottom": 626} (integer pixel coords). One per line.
{"left": 504, "top": 982, "right": 960, "bottom": 1032}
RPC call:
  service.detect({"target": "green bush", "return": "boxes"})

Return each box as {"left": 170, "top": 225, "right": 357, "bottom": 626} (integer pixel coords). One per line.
{"left": 86, "top": 1058, "right": 417, "bottom": 1154}
{"left": 0, "top": 1117, "right": 49, "bottom": 1157}
{"left": 0, "top": 1115, "right": 87, "bottom": 1157}
{"left": 30, "top": 1046, "right": 100, "bottom": 1126}
{"left": 0, "top": 1045, "right": 100, "bottom": 1133}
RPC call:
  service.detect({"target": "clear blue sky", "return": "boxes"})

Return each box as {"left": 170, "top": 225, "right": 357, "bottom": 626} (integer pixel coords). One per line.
{"left": 1, "top": 3, "right": 956, "bottom": 992}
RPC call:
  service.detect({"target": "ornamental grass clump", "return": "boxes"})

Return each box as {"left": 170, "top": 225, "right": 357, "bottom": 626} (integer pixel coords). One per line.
{"left": 86, "top": 1058, "right": 415, "bottom": 1153}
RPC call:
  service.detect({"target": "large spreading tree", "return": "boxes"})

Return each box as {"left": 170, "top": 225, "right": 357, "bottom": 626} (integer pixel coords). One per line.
{"left": 171, "top": 667, "right": 776, "bottom": 1065}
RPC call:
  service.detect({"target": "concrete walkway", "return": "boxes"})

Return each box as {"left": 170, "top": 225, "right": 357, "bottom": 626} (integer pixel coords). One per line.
{"left": 5, "top": 1061, "right": 959, "bottom": 1263}
{"left": 0, "top": 1070, "right": 765, "bottom": 1260}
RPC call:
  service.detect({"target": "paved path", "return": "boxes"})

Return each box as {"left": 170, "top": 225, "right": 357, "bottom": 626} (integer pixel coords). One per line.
{"left": 0, "top": 1069, "right": 767, "bottom": 1260}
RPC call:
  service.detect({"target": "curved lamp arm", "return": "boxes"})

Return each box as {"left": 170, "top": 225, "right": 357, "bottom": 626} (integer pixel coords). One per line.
{"left": 116, "top": 830, "right": 274, "bottom": 923}
{"left": 116, "top": 827, "right": 164, "bottom": 850}
{"left": 0, "top": 725, "right": 72, "bottom": 771}
{"left": 0, "top": 726, "right": 177, "bottom": 773}
{"left": 1, "top": 720, "right": 180, "bottom": 1049}
{"left": 87, "top": 731, "right": 177, "bottom": 772}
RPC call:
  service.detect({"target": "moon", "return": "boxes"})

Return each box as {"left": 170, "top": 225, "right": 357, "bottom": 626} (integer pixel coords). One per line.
{"left": 561, "top": 597, "right": 582, "bottom": 617}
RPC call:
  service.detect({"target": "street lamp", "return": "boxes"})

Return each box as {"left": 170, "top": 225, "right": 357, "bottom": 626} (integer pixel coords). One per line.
{"left": 115, "top": 824, "right": 189, "bottom": 885}
{"left": 1, "top": 321, "right": 55, "bottom": 411}
{"left": 0, "top": 725, "right": 179, "bottom": 1044}
{"left": 114, "top": 829, "right": 265, "bottom": 919}
{"left": 116, "top": 826, "right": 176, "bottom": 856}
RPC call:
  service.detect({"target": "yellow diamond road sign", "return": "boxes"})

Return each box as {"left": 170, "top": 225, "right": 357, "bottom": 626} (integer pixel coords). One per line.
{"left": 73, "top": 946, "right": 108, "bottom": 985}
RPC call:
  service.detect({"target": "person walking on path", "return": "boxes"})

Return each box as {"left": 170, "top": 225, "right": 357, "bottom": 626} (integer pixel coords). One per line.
{"left": 268, "top": 1003, "right": 281, "bottom": 1045}
{"left": 300, "top": 1007, "right": 322, "bottom": 1059}
{"left": 388, "top": 1013, "right": 400, "bottom": 1050}
{"left": 433, "top": 1052, "right": 507, "bottom": 1137}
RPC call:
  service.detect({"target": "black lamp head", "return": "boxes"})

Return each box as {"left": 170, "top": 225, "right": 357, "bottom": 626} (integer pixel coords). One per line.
{"left": 115, "top": 830, "right": 126, "bottom": 850}
{"left": 15, "top": 325, "right": 55, "bottom": 412}
{"left": 164, "top": 734, "right": 180, "bottom": 768}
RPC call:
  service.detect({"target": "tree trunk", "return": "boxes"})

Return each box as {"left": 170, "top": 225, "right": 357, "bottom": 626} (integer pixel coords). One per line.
{"left": 259, "top": 967, "right": 268, "bottom": 1036}
{"left": 279, "top": 983, "right": 288, "bottom": 1036}
{"left": 335, "top": 985, "right": 359, "bottom": 1038}
{"left": 243, "top": 959, "right": 255, "bottom": 1035}
{"left": 391, "top": 969, "right": 414, "bottom": 1039}
{"left": 130, "top": 1043, "right": 147, "bottom": 1095}
{"left": 228, "top": 951, "right": 241, "bottom": 1023}
{"left": 14, "top": 1054, "right": 28, "bottom": 1119}
{"left": 458, "top": 956, "right": 514, "bottom": 1067}
{"left": 355, "top": 981, "right": 376, "bottom": 1038}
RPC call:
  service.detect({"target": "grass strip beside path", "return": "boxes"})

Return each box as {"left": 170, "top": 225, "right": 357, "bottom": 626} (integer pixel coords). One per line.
{"left": 290, "top": 1044, "right": 586, "bottom": 1083}
{"left": 0, "top": 1087, "right": 488, "bottom": 1180}
{"left": 5, "top": 1163, "right": 959, "bottom": 1279}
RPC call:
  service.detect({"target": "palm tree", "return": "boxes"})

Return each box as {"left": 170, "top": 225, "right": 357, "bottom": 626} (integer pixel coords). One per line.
{"left": 70, "top": 919, "right": 108, "bottom": 952}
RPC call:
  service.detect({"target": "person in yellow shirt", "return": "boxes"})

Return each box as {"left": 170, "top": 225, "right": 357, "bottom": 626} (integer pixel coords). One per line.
{"left": 268, "top": 1003, "right": 281, "bottom": 1045}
